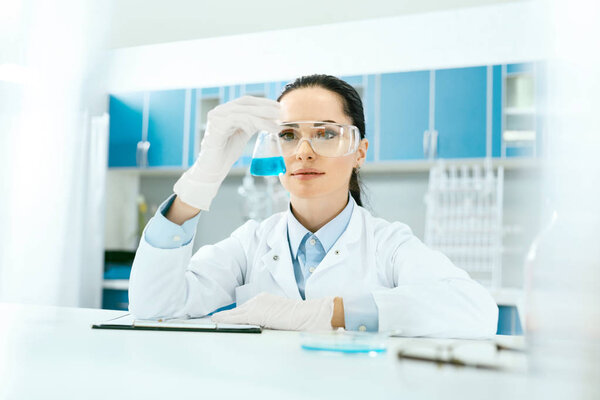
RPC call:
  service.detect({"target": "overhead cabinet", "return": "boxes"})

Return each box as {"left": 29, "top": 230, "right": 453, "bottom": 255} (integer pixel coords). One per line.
{"left": 108, "top": 93, "right": 144, "bottom": 167}
{"left": 146, "top": 89, "right": 187, "bottom": 167}
{"left": 107, "top": 63, "right": 540, "bottom": 169}
{"left": 108, "top": 90, "right": 192, "bottom": 168}
{"left": 379, "top": 70, "right": 430, "bottom": 161}
{"left": 435, "top": 66, "right": 487, "bottom": 159}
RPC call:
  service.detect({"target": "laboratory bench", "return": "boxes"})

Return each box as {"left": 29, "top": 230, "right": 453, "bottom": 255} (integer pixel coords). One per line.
{"left": 100, "top": 275, "right": 524, "bottom": 335}
{"left": 2, "top": 302, "right": 580, "bottom": 400}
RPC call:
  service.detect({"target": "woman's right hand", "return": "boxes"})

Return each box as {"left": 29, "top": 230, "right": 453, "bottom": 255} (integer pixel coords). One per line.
{"left": 173, "top": 96, "right": 281, "bottom": 211}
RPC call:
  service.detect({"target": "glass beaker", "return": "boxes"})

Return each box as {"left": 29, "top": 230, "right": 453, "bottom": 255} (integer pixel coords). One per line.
{"left": 250, "top": 130, "right": 286, "bottom": 176}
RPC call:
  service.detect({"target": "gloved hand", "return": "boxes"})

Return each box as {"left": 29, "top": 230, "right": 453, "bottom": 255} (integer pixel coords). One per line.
{"left": 173, "top": 96, "right": 281, "bottom": 210}
{"left": 211, "top": 292, "right": 335, "bottom": 331}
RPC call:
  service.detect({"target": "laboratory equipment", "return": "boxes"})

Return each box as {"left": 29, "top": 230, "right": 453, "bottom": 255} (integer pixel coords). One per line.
{"left": 250, "top": 131, "right": 286, "bottom": 176}
{"left": 396, "top": 338, "right": 526, "bottom": 371}
{"left": 424, "top": 160, "right": 504, "bottom": 288}
{"left": 300, "top": 331, "right": 387, "bottom": 354}
{"left": 174, "top": 96, "right": 280, "bottom": 210}
{"left": 276, "top": 121, "right": 360, "bottom": 157}
{"left": 238, "top": 170, "right": 289, "bottom": 221}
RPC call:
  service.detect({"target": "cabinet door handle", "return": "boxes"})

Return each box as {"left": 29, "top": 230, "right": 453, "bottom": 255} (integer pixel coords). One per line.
{"left": 423, "top": 130, "right": 438, "bottom": 159}
{"left": 142, "top": 141, "right": 150, "bottom": 167}
{"left": 136, "top": 142, "right": 141, "bottom": 167}
{"left": 430, "top": 130, "right": 438, "bottom": 159}
{"left": 136, "top": 141, "right": 150, "bottom": 167}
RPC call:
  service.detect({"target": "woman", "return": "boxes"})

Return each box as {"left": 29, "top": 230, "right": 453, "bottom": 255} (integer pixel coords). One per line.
{"left": 129, "top": 74, "right": 498, "bottom": 337}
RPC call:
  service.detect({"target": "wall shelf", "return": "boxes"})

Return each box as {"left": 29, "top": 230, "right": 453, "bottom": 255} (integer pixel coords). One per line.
{"left": 103, "top": 279, "right": 129, "bottom": 290}
{"left": 108, "top": 158, "right": 542, "bottom": 178}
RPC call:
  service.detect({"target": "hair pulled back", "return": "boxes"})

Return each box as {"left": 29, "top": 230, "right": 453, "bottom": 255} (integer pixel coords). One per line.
{"left": 277, "top": 74, "right": 366, "bottom": 206}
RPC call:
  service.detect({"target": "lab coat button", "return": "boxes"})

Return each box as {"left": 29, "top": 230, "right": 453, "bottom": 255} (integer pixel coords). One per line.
{"left": 334, "top": 250, "right": 340, "bottom": 255}
{"left": 358, "top": 325, "right": 367, "bottom": 332}
{"left": 273, "top": 255, "right": 279, "bottom": 261}
{"left": 309, "top": 238, "right": 316, "bottom": 246}
{"left": 172, "top": 235, "right": 181, "bottom": 242}
{"left": 309, "top": 267, "right": 315, "bottom": 273}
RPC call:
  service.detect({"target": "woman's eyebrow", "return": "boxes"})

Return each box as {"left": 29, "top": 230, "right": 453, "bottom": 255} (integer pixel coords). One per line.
{"left": 280, "top": 120, "right": 339, "bottom": 127}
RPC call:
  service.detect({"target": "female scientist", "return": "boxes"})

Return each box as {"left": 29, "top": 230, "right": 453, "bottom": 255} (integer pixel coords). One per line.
{"left": 128, "top": 74, "right": 498, "bottom": 337}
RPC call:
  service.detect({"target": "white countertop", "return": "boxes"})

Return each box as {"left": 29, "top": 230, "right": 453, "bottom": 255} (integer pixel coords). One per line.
{"left": 0, "top": 303, "right": 590, "bottom": 400}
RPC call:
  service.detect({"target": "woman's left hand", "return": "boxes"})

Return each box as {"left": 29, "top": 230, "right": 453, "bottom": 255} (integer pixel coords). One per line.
{"left": 211, "top": 292, "right": 335, "bottom": 331}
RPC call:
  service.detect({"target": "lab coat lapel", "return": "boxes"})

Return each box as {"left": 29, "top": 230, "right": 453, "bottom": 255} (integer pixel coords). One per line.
{"left": 262, "top": 216, "right": 302, "bottom": 300}
{"left": 310, "top": 204, "right": 363, "bottom": 276}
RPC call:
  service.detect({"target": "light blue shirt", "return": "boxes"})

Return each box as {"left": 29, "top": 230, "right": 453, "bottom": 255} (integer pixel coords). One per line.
{"left": 144, "top": 194, "right": 379, "bottom": 331}
{"left": 144, "top": 194, "right": 200, "bottom": 248}
{"left": 286, "top": 195, "right": 379, "bottom": 332}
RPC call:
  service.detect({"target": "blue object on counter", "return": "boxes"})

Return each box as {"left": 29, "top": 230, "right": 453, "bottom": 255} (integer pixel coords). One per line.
{"left": 300, "top": 331, "right": 387, "bottom": 354}
{"left": 497, "top": 305, "right": 523, "bottom": 335}
{"left": 102, "top": 289, "right": 129, "bottom": 311}
{"left": 103, "top": 264, "right": 132, "bottom": 280}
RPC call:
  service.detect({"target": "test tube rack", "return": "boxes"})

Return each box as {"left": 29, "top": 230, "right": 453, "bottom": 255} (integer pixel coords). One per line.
{"left": 424, "top": 160, "right": 504, "bottom": 288}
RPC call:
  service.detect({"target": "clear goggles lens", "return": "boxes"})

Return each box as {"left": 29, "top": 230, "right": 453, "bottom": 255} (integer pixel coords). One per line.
{"left": 276, "top": 121, "right": 360, "bottom": 158}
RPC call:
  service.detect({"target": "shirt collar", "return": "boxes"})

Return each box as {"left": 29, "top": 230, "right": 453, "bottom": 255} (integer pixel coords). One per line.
{"left": 287, "top": 194, "right": 355, "bottom": 259}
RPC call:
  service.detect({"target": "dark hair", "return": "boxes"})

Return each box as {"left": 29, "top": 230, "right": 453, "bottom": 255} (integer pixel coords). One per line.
{"left": 277, "top": 74, "right": 366, "bottom": 207}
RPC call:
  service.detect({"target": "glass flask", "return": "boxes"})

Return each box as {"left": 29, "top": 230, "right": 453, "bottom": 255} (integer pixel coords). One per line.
{"left": 250, "top": 131, "right": 286, "bottom": 176}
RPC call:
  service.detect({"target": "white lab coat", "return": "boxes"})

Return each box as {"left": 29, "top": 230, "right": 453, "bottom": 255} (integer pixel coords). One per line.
{"left": 129, "top": 204, "right": 498, "bottom": 338}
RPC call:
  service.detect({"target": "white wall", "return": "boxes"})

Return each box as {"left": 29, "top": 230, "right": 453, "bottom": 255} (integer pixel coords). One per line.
{"left": 108, "top": 0, "right": 521, "bottom": 48}
{"left": 108, "top": 2, "right": 545, "bottom": 92}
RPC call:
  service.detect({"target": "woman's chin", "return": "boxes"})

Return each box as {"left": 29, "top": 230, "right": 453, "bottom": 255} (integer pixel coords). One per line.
{"left": 286, "top": 184, "right": 323, "bottom": 199}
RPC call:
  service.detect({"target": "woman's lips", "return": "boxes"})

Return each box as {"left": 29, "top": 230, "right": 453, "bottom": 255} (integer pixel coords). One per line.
{"left": 291, "top": 170, "right": 325, "bottom": 180}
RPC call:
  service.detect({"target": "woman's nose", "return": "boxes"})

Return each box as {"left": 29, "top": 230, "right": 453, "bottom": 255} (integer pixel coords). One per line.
{"left": 295, "top": 139, "right": 316, "bottom": 160}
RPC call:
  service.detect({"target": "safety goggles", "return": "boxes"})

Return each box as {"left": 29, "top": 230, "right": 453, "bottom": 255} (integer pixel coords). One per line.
{"left": 276, "top": 121, "right": 361, "bottom": 158}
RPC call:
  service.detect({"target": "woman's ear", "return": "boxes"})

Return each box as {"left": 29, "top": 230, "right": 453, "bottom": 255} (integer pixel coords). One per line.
{"left": 355, "top": 138, "right": 369, "bottom": 168}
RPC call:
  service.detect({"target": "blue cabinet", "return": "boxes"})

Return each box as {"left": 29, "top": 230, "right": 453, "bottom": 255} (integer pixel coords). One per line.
{"left": 507, "top": 63, "right": 534, "bottom": 74}
{"left": 339, "top": 75, "right": 363, "bottom": 87}
{"left": 200, "top": 86, "right": 221, "bottom": 98}
{"left": 503, "top": 62, "right": 538, "bottom": 158}
{"left": 379, "top": 71, "right": 430, "bottom": 161}
{"left": 102, "top": 289, "right": 129, "bottom": 311}
{"left": 363, "top": 75, "right": 377, "bottom": 163}
{"left": 492, "top": 65, "right": 503, "bottom": 158}
{"left": 266, "top": 81, "right": 287, "bottom": 100}
{"left": 187, "top": 89, "right": 198, "bottom": 167}
{"left": 108, "top": 89, "right": 190, "bottom": 168}
{"left": 243, "top": 82, "right": 268, "bottom": 96}
{"left": 102, "top": 251, "right": 133, "bottom": 311}
{"left": 108, "top": 64, "right": 540, "bottom": 169}
{"left": 222, "top": 84, "right": 245, "bottom": 103}
{"left": 147, "top": 89, "right": 187, "bottom": 167}
{"left": 435, "top": 66, "right": 487, "bottom": 158}
{"left": 108, "top": 93, "right": 144, "bottom": 167}
{"left": 496, "top": 305, "right": 523, "bottom": 335}
{"left": 340, "top": 74, "right": 377, "bottom": 163}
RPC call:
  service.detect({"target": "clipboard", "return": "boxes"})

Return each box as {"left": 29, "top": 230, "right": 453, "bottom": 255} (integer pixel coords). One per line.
{"left": 92, "top": 313, "right": 262, "bottom": 334}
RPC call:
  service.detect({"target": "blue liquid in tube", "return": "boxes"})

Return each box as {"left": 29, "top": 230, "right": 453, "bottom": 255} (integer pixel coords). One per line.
{"left": 250, "top": 156, "right": 286, "bottom": 176}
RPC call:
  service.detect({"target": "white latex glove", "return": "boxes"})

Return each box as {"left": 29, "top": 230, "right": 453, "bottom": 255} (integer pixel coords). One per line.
{"left": 211, "top": 292, "right": 335, "bottom": 332}
{"left": 173, "top": 96, "right": 281, "bottom": 210}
